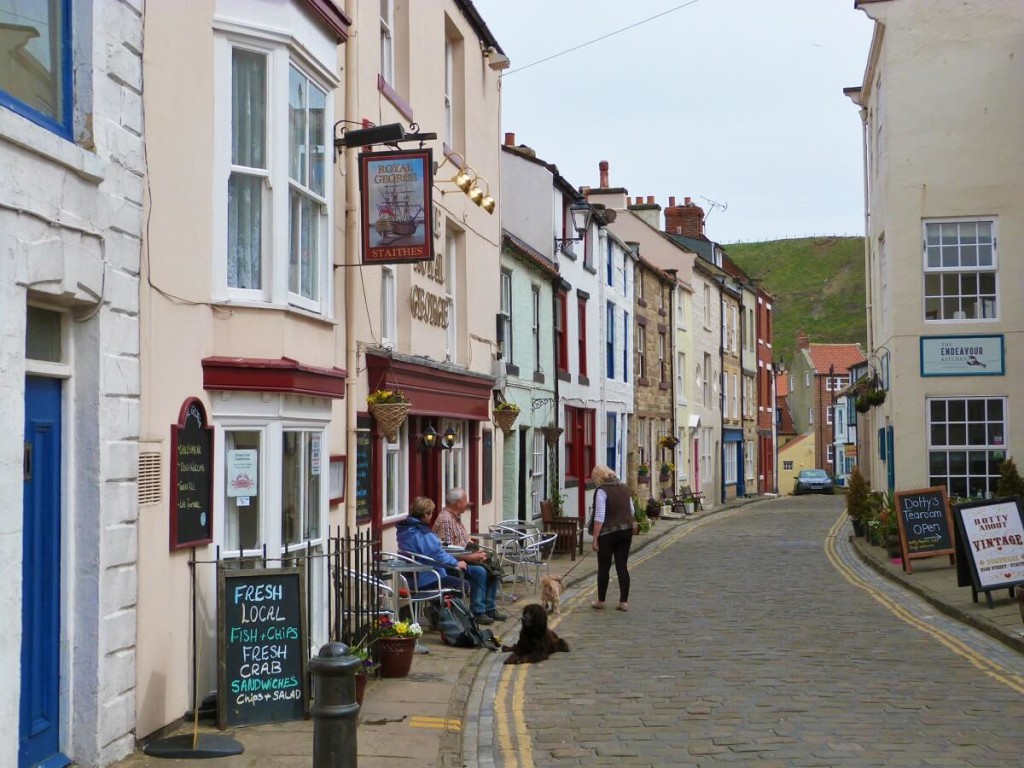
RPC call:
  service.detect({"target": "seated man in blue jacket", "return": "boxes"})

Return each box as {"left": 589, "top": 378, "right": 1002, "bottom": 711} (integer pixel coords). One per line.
{"left": 396, "top": 496, "right": 505, "bottom": 625}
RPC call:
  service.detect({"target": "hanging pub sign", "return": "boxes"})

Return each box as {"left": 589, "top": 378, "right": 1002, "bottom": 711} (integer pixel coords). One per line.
{"left": 359, "top": 148, "right": 434, "bottom": 265}
{"left": 170, "top": 397, "right": 214, "bottom": 550}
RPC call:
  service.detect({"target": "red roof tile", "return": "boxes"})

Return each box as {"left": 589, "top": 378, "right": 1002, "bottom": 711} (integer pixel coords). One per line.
{"left": 806, "top": 343, "right": 865, "bottom": 375}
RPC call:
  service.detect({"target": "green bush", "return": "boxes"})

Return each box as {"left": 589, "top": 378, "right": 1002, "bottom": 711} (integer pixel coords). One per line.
{"left": 846, "top": 466, "right": 870, "bottom": 520}
{"left": 996, "top": 458, "right": 1024, "bottom": 499}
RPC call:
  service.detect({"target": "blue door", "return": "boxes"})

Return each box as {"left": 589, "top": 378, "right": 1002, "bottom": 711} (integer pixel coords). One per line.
{"left": 886, "top": 425, "right": 895, "bottom": 493}
{"left": 20, "top": 377, "right": 68, "bottom": 768}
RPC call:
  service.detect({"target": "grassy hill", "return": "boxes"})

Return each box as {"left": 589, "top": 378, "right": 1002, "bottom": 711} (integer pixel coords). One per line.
{"left": 724, "top": 236, "right": 867, "bottom": 367}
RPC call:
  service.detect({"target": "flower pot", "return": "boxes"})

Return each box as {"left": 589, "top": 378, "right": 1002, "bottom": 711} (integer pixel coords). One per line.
{"left": 493, "top": 409, "right": 520, "bottom": 435}
{"left": 369, "top": 402, "right": 411, "bottom": 442}
{"left": 684, "top": 500, "right": 695, "bottom": 516}
{"left": 376, "top": 637, "right": 416, "bottom": 678}
{"left": 541, "top": 425, "right": 563, "bottom": 446}
{"left": 355, "top": 672, "right": 368, "bottom": 705}
{"left": 851, "top": 518, "right": 865, "bottom": 537}
{"left": 884, "top": 533, "right": 902, "bottom": 559}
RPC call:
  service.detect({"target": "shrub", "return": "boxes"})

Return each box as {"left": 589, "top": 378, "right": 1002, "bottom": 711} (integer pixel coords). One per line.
{"left": 846, "top": 466, "right": 870, "bottom": 520}
{"left": 996, "top": 458, "right": 1024, "bottom": 499}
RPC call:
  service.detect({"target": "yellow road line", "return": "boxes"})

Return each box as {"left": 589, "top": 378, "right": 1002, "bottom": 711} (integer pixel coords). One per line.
{"left": 409, "top": 716, "right": 461, "bottom": 731}
{"left": 824, "top": 513, "right": 1024, "bottom": 693}
{"left": 502, "top": 506, "right": 750, "bottom": 766}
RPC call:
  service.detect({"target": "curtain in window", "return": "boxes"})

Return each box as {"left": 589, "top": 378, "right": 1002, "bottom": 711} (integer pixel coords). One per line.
{"left": 229, "top": 49, "right": 266, "bottom": 290}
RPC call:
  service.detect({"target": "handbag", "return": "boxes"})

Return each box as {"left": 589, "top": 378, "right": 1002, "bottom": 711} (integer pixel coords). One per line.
{"left": 586, "top": 499, "right": 596, "bottom": 536}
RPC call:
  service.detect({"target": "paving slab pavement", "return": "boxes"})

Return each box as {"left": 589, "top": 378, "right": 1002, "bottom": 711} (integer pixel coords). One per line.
{"left": 114, "top": 495, "right": 1024, "bottom": 767}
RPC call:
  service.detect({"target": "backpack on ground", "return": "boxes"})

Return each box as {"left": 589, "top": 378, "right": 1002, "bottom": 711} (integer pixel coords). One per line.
{"left": 435, "top": 594, "right": 499, "bottom": 650}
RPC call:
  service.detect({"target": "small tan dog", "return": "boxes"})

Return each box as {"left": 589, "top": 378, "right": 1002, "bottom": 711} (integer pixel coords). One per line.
{"left": 539, "top": 575, "right": 565, "bottom": 615}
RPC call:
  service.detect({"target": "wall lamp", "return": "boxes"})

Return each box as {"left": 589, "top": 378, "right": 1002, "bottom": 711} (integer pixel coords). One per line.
{"left": 420, "top": 424, "right": 458, "bottom": 451}
{"left": 435, "top": 151, "right": 495, "bottom": 215}
{"left": 553, "top": 198, "right": 593, "bottom": 252}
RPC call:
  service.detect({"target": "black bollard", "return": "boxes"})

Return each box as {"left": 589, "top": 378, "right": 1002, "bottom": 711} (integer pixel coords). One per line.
{"left": 310, "top": 641, "right": 362, "bottom": 768}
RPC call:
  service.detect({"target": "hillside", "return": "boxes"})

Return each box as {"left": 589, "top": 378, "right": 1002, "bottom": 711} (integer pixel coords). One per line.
{"left": 724, "top": 236, "right": 867, "bottom": 367}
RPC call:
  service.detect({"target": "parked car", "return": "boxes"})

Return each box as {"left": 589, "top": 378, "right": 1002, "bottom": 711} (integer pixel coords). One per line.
{"left": 794, "top": 469, "right": 834, "bottom": 495}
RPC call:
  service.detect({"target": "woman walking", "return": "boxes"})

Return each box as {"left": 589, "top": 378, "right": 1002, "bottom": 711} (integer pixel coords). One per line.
{"left": 589, "top": 465, "right": 638, "bottom": 611}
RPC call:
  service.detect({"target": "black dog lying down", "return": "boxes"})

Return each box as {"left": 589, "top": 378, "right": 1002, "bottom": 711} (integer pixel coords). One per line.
{"left": 501, "top": 603, "right": 570, "bottom": 664}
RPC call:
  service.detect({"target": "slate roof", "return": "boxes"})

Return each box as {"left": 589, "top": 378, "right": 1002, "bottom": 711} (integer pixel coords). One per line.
{"left": 805, "top": 343, "right": 866, "bottom": 375}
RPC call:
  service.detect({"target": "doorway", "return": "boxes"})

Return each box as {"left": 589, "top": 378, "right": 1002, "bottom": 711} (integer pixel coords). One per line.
{"left": 21, "top": 376, "right": 68, "bottom": 768}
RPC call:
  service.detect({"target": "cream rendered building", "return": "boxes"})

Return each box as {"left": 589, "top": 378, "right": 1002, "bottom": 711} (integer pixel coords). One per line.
{"left": 344, "top": 0, "right": 506, "bottom": 543}
{"left": 848, "top": 0, "right": 1024, "bottom": 497}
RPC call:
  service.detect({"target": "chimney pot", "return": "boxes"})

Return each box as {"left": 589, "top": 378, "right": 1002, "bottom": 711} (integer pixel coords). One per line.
{"left": 646, "top": 195, "right": 654, "bottom": 205}
{"left": 599, "top": 160, "right": 609, "bottom": 188}
{"left": 669, "top": 196, "right": 676, "bottom": 207}
{"left": 504, "top": 132, "right": 515, "bottom": 146}
{"left": 684, "top": 196, "right": 691, "bottom": 205}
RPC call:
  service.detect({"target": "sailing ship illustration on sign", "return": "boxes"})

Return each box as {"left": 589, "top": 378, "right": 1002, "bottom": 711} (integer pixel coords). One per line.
{"left": 374, "top": 181, "right": 424, "bottom": 239}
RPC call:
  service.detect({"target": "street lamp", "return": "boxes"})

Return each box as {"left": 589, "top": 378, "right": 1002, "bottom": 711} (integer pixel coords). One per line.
{"left": 554, "top": 198, "right": 592, "bottom": 252}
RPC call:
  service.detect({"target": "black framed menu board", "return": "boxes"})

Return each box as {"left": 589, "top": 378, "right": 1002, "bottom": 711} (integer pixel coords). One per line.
{"left": 170, "top": 397, "right": 214, "bottom": 549}
{"left": 355, "top": 417, "right": 373, "bottom": 522}
{"left": 217, "top": 567, "right": 308, "bottom": 728}
{"left": 893, "top": 486, "right": 955, "bottom": 573}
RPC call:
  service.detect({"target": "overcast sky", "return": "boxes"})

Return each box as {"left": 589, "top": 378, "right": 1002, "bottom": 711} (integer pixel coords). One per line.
{"left": 474, "top": 0, "right": 875, "bottom": 244}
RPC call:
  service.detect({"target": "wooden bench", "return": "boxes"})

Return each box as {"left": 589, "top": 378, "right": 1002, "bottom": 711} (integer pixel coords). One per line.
{"left": 540, "top": 501, "right": 584, "bottom": 561}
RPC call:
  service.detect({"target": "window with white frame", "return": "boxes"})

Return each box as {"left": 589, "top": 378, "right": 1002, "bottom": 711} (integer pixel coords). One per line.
{"left": 826, "top": 376, "right": 850, "bottom": 391}
{"left": 0, "top": 0, "right": 72, "bottom": 137}
{"left": 676, "top": 352, "right": 686, "bottom": 402}
{"left": 380, "top": 0, "right": 394, "bottom": 83}
{"left": 701, "top": 428, "right": 712, "bottom": 483}
{"left": 441, "top": 422, "right": 466, "bottom": 496}
{"left": 928, "top": 397, "right": 1006, "bottom": 499}
{"left": 637, "top": 417, "right": 647, "bottom": 465}
{"left": 499, "top": 270, "right": 512, "bottom": 362}
{"left": 923, "top": 219, "right": 997, "bottom": 321}
{"left": 446, "top": 228, "right": 460, "bottom": 361}
{"left": 224, "top": 430, "right": 263, "bottom": 553}
{"left": 879, "top": 234, "right": 889, "bottom": 329}
{"left": 282, "top": 430, "right": 322, "bottom": 545}
{"left": 703, "top": 284, "right": 711, "bottom": 327}
{"left": 443, "top": 38, "right": 454, "bottom": 147}
{"left": 532, "top": 431, "right": 544, "bottom": 477}
{"left": 783, "top": 460, "right": 793, "bottom": 472}
{"left": 381, "top": 265, "right": 396, "bottom": 344}
{"left": 606, "top": 302, "right": 616, "bottom": 378}
{"left": 636, "top": 324, "right": 647, "bottom": 379}
{"left": 224, "top": 38, "right": 331, "bottom": 313}
{"left": 724, "top": 446, "right": 737, "bottom": 484}
{"left": 826, "top": 444, "right": 834, "bottom": 466}
{"left": 383, "top": 423, "right": 407, "bottom": 520}
{"left": 745, "top": 440, "right": 755, "bottom": 480}
{"left": 808, "top": 408, "right": 814, "bottom": 424}
{"left": 678, "top": 291, "right": 687, "bottom": 329}
{"left": 826, "top": 406, "right": 834, "bottom": 425}
{"left": 532, "top": 286, "right": 541, "bottom": 372}
{"left": 658, "top": 332, "right": 667, "bottom": 384}
{"left": 804, "top": 371, "right": 810, "bottom": 388}
{"left": 703, "top": 353, "right": 711, "bottom": 407}
{"left": 731, "top": 372, "right": 738, "bottom": 419}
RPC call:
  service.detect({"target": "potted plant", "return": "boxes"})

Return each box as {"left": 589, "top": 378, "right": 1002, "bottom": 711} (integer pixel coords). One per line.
{"left": 367, "top": 388, "right": 411, "bottom": 442}
{"left": 492, "top": 401, "right": 521, "bottom": 434}
{"left": 855, "top": 396, "right": 871, "bottom": 414}
{"left": 351, "top": 642, "right": 379, "bottom": 705}
{"left": 866, "top": 388, "right": 887, "bottom": 407}
{"left": 658, "top": 435, "right": 679, "bottom": 450}
{"left": 372, "top": 616, "right": 423, "bottom": 678}
{"left": 637, "top": 463, "right": 650, "bottom": 483}
{"left": 659, "top": 462, "right": 674, "bottom": 483}
{"left": 845, "top": 466, "right": 870, "bottom": 536}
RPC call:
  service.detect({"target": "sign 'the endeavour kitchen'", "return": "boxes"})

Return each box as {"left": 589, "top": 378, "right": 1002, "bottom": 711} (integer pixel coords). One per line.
{"left": 920, "top": 334, "right": 1004, "bottom": 377}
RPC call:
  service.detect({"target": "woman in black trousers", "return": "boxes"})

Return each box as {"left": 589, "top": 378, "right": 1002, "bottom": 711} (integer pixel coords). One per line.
{"left": 589, "top": 465, "right": 638, "bottom": 611}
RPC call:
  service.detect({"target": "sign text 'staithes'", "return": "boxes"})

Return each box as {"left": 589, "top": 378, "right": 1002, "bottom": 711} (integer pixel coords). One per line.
{"left": 410, "top": 285, "right": 449, "bottom": 327}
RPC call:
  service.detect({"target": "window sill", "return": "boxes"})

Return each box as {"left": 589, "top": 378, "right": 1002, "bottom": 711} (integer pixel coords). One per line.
{"left": 638, "top": 377, "right": 650, "bottom": 387}
{"left": 556, "top": 369, "right": 571, "bottom": 383}
{"left": 212, "top": 298, "right": 338, "bottom": 326}
{"left": 0, "top": 109, "right": 106, "bottom": 184}
{"left": 532, "top": 371, "right": 546, "bottom": 384}
{"left": 659, "top": 382, "right": 670, "bottom": 391}
{"left": 378, "top": 75, "right": 414, "bottom": 122}
{"left": 578, "top": 375, "right": 590, "bottom": 386}
{"left": 505, "top": 363, "right": 520, "bottom": 377}
{"left": 583, "top": 263, "right": 597, "bottom": 275}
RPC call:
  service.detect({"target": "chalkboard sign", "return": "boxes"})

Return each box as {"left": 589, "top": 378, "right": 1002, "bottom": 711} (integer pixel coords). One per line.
{"left": 170, "top": 397, "right": 214, "bottom": 549}
{"left": 894, "top": 486, "right": 956, "bottom": 573}
{"left": 953, "top": 497, "right": 1024, "bottom": 606}
{"left": 217, "top": 567, "right": 308, "bottom": 729}
{"left": 355, "top": 427, "right": 373, "bottom": 521}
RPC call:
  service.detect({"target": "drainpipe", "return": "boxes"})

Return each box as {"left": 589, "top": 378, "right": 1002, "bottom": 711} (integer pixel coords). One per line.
{"left": 719, "top": 279, "right": 726, "bottom": 505}
{"left": 343, "top": 0, "right": 360, "bottom": 532}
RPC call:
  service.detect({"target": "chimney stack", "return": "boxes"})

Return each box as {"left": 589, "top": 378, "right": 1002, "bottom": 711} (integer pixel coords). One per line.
{"left": 599, "top": 160, "right": 609, "bottom": 188}
{"left": 664, "top": 195, "right": 705, "bottom": 239}
{"left": 504, "top": 132, "right": 515, "bottom": 146}
{"left": 795, "top": 330, "right": 810, "bottom": 350}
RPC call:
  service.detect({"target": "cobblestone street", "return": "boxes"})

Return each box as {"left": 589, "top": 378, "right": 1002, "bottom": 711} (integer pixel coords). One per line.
{"left": 485, "top": 496, "right": 1024, "bottom": 767}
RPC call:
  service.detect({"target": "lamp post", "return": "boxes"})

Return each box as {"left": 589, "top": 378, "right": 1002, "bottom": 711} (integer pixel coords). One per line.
{"left": 553, "top": 198, "right": 592, "bottom": 252}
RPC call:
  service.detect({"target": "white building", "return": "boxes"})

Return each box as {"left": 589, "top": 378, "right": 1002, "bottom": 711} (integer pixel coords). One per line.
{"left": 2, "top": 2, "right": 145, "bottom": 765}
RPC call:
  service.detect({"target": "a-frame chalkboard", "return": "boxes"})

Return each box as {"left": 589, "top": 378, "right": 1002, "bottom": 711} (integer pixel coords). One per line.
{"left": 953, "top": 496, "right": 1024, "bottom": 608}
{"left": 893, "top": 486, "right": 956, "bottom": 574}
{"left": 217, "top": 566, "right": 308, "bottom": 729}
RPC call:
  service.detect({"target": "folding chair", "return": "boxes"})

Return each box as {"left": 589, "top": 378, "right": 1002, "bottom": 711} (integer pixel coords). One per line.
{"left": 379, "top": 552, "right": 465, "bottom": 650}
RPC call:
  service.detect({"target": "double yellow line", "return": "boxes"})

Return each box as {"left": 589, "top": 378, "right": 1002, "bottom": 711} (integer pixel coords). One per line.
{"left": 493, "top": 507, "right": 747, "bottom": 767}
{"left": 823, "top": 512, "right": 1024, "bottom": 694}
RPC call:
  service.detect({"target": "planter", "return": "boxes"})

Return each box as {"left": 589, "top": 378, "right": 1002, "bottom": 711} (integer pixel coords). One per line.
{"left": 355, "top": 672, "right": 368, "bottom": 705}
{"left": 659, "top": 472, "right": 671, "bottom": 484}
{"left": 684, "top": 500, "right": 695, "bottom": 516}
{"left": 541, "top": 425, "right": 563, "bottom": 446}
{"left": 493, "top": 409, "right": 520, "bottom": 435}
{"left": 855, "top": 397, "right": 871, "bottom": 414}
{"left": 850, "top": 518, "right": 865, "bottom": 537}
{"left": 376, "top": 637, "right": 416, "bottom": 678}
{"left": 369, "top": 402, "right": 411, "bottom": 443}
{"left": 884, "top": 533, "right": 902, "bottom": 559}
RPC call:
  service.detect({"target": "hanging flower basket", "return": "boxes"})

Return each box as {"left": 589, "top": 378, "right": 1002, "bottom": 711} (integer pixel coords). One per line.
{"left": 855, "top": 396, "right": 871, "bottom": 414}
{"left": 658, "top": 435, "right": 679, "bottom": 450}
{"left": 541, "top": 425, "right": 564, "bottom": 446}
{"left": 493, "top": 403, "right": 521, "bottom": 434}
{"left": 866, "top": 388, "right": 887, "bottom": 406}
{"left": 367, "top": 392, "right": 411, "bottom": 442}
